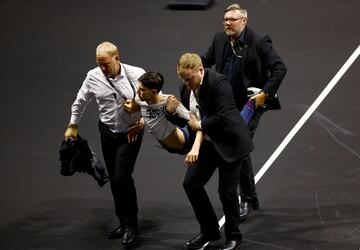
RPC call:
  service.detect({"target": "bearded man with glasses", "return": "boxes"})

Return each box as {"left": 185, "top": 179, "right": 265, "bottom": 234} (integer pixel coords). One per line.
{"left": 201, "top": 3, "right": 287, "bottom": 222}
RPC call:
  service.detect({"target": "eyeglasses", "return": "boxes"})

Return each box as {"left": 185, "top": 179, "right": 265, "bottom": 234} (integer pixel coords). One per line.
{"left": 222, "top": 17, "right": 244, "bottom": 24}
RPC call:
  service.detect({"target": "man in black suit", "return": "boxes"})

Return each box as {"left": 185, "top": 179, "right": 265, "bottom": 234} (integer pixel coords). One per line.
{"left": 175, "top": 53, "right": 254, "bottom": 250}
{"left": 201, "top": 3, "right": 287, "bottom": 220}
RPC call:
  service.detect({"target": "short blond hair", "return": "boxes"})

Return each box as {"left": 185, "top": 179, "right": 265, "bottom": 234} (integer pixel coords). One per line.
{"left": 96, "top": 41, "right": 119, "bottom": 58}
{"left": 225, "top": 3, "right": 248, "bottom": 18}
{"left": 177, "top": 53, "right": 203, "bottom": 75}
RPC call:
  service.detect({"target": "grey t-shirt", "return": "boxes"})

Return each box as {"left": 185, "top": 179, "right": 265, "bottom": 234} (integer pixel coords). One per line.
{"left": 135, "top": 94, "right": 190, "bottom": 140}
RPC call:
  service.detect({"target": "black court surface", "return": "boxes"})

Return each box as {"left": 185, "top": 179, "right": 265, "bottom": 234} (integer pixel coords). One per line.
{"left": 1, "top": 0, "right": 360, "bottom": 249}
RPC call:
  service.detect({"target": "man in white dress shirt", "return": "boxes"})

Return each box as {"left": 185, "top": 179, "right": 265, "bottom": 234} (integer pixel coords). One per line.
{"left": 64, "top": 41, "right": 144, "bottom": 248}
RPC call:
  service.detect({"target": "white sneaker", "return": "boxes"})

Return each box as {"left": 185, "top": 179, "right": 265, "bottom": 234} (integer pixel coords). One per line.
{"left": 247, "top": 87, "right": 262, "bottom": 97}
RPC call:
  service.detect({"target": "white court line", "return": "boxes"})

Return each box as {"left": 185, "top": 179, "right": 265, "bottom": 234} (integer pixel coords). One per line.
{"left": 216, "top": 45, "right": 360, "bottom": 229}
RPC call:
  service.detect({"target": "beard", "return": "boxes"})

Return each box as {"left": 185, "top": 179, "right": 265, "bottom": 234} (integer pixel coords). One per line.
{"left": 225, "top": 28, "right": 235, "bottom": 36}
{"left": 225, "top": 27, "right": 241, "bottom": 39}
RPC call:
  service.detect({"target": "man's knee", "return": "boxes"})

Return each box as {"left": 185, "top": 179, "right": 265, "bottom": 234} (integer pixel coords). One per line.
{"left": 183, "top": 178, "right": 202, "bottom": 191}
{"left": 182, "top": 179, "right": 192, "bottom": 190}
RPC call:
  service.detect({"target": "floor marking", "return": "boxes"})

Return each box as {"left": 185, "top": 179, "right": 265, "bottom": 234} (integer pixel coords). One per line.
{"left": 255, "top": 45, "right": 360, "bottom": 184}
{"left": 216, "top": 45, "right": 360, "bottom": 232}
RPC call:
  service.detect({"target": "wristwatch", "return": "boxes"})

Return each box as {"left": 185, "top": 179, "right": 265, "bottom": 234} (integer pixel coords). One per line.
{"left": 68, "top": 123, "right": 78, "bottom": 129}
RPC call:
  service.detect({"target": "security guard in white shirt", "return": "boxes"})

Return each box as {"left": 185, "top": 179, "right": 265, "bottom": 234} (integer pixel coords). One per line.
{"left": 64, "top": 41, "right": 144, "bottom": 248}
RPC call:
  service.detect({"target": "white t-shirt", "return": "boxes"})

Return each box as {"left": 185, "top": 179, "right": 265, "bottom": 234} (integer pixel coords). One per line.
{"left": 135, "top": 94, "right": 190, "bottom": 140}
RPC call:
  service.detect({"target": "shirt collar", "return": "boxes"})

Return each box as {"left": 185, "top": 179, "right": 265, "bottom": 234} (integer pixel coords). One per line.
{"left": 108, "top": 62, "right": 124, "bottom": 81}
{"left": 116, "top": 63, "right": 125, "bottom": 80}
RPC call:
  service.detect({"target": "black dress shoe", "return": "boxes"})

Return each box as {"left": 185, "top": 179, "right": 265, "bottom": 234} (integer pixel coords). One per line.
{"left": 185, "top": 232, "right": 221, "bottom": 249}
{"left": 107, "top": 225, "right": 125, "bottom": 239}
{"left": 122, "top": 227, "right": 137, "bottom": 248}
{"left": 219, "top": 239, "right": 243, "bottom": 250}
{"left": 239, "top": 201, "right": 259, "bottom": 221}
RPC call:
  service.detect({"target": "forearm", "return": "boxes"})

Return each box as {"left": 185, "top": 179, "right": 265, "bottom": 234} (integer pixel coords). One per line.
{"left": 191, "top": 130, "right": 204, "bottom": 151}
{"left": 175, "top": 102, "right": 191, "bottom": 121}
{"left": 70, "top": 87, "right": 91, "bottom": 125}
{"left": 184, "top": 129, "right": 204, "bottom": 165}
{"left": 263, "top": 66, "right": 287, "bottom": 95}
{"left": 66, "top": 86, "right": 91, "bottom": 139}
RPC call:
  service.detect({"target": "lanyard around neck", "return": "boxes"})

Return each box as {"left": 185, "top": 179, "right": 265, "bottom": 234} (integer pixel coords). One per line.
{"left": 106, "top": 65, "right": 136, "bottom": 100}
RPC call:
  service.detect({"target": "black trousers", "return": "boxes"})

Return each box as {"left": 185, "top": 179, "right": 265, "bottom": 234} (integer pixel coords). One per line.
{"left": 183, "top": 140, "right": 243, "bottom": 240}
{"left": 98, "top": 121, "right": 142, "bottom": 229}
{"left": 239, "top": 108, "right": 266, "bottom": 206}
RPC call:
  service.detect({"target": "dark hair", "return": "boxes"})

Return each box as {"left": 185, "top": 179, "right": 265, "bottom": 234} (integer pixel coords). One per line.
{"left": 138, "top": 72, "right": 164, "bottom": 92}
{"left": 224, "top": 3, "right": 247, "bottom": 13}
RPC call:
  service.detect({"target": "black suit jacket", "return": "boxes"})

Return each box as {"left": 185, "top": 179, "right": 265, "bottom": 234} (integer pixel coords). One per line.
{"left": 201, "top": 26, "right": 287, "bottom": 109}
{"left": 59, "top": 136, "right": 109, "bottom": 187}
{"left": 180, "top": 69, "right": 254, "bottom": 163}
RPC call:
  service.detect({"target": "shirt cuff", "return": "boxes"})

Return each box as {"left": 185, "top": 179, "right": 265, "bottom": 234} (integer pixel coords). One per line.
{"left": 70, "top": 116, "right": 80, "bottom": 125}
